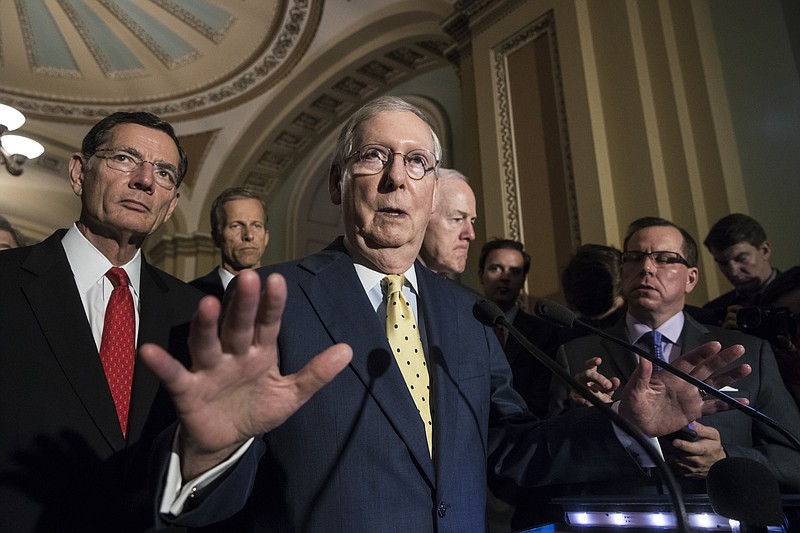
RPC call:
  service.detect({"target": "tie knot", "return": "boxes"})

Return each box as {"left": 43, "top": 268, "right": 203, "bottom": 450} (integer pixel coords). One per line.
{"left": 383, "top": 274, "right": 405, "bottom": 296}
{"left": 643, "top": 330, "right": 662, "bottom": 345}
{"left": 106, "top": 267, "right": 129, "bottom": 288}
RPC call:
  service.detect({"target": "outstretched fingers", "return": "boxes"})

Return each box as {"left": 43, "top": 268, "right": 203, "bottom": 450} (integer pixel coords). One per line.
{"left": 217, "top": 271, "right": 281, "bottom": 356}
{"left": 140, "top": 341, "right": 191, "bottom": 396}
{"left": 672, "top": 342, "right": 747, "bottom": 380}
{"left": 292, "top": 343, "right": 354, "bottom": 402}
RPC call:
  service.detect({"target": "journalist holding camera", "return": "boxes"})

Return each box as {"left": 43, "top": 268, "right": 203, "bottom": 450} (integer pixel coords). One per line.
{"left": 740, "top": 266, "right": 800, "bottom": 410}
{"left": 702, "top": 213, "right": 781, "bottom": 329}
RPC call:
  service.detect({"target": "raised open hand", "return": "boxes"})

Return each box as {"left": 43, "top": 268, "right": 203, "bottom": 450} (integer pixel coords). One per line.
{"left": 618, "top": 341, "right": 750, "bottom": 438}
{"left": 140, "top": 270, "right": 352, "bottom": 479}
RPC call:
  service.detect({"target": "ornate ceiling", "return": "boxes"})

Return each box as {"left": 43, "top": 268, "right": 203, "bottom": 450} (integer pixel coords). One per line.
{"left": 0, "top": 0, "right": 317, "bottom": 121}
{"left": 0, "top": 0, "right": 459, "bottom": 255}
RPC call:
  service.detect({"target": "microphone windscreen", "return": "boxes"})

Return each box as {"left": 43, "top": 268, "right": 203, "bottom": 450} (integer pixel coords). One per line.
{"left": 473, "top": 299, "right": 504, "bottom": 327}
{"left": 706, "top": 457, "right": 783, "bottom": 526}
{"left": 534, "top": 299, "right": 576, "bottom": 327}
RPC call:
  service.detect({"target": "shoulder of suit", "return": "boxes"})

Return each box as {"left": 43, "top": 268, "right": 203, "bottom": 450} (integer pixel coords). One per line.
{"left": 144, "top": 262, "right": 204, "bottom": 301}
{"left": 703, "top": 290, "right": 736, "bottom": 309}
{"left": 560, "top": 330, "right": 605, "bottom": 352}
{"left": 696, "top": 320, "right": 765, "bottom": 349}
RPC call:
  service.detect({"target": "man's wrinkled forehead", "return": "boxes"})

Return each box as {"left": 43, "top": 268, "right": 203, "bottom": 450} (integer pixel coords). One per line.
{"left": 354, "top": 111, "right": 436, "bottom": 150}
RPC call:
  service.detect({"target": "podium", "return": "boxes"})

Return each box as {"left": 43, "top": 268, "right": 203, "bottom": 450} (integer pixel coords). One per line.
{"left": 512, "top": 495, "right": 800, "bottom": 532}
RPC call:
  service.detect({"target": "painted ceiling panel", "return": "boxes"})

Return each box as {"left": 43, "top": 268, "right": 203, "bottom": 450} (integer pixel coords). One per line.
{"left": 16, "top": 0, "right": 79, "bottom": 75}
{"left": 157, "top": 0, "right": 234, "bottom": 42}
{"left": 61, "top": 0, "right": 144, "bottom": 77}
{"left": 100, "top": 0, "right": 198, "bottom": 69}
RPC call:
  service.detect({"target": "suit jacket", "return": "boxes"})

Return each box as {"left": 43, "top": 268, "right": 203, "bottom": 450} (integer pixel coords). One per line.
{"left": 157, "top": 238, "right": 642, "bottom": 532}
{"left": 189, "top": 269, "right": 225, "bottom": 301}
{"left": 0, "top": 230, "right": 202, "bottom": 533}
{"left": 503, "top": 309, "right": 562, "bottom": 418}
{"left": 550, "top": 312, "right": 800, "bottom": 492}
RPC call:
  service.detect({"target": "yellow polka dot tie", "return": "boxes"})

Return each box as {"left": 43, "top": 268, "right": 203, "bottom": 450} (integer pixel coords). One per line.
{"left": 384, "top": 274, "right": 433, "bottom": 456}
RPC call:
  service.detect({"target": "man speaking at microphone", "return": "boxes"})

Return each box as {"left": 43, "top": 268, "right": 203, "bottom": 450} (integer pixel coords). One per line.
{"left": 550, "top": 216, "right": 800, "bottom": 492}
{"left": 144, "top": 101, "right": 754, "bottom": 532}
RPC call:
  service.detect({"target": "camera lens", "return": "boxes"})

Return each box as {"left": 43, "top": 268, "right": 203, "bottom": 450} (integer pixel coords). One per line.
{"left": 737, "top": 308, "right": 763, "bottom": 330}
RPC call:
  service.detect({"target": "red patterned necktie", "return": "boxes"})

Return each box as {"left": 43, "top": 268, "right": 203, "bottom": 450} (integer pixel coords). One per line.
{"left": 99, "top": 267, "right": 136, "bottom": 438}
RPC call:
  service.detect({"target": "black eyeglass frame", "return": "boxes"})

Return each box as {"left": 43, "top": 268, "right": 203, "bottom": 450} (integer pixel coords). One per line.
{"left": 620, "top": 250, "right": 692, "bottom": 267}
{"left": 345, "top": 144, "right": 439, "bottom": 180}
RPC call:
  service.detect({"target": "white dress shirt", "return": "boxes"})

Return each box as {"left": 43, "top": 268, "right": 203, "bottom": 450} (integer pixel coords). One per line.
{"left": 61, "top": 224, "right": 142, "bottom": 348}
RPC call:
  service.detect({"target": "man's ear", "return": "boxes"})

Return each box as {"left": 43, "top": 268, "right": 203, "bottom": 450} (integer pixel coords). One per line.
{"left": 68, "top": 153, "right": 85, "bottom": 196}
{"left": 685, "top": 266, "right": 699, "bottom": 294}
{"left": 329, "top": 164, "right": 343, "bottom": 205}
{"left": 760, "top": 240, "right": 772, "bottom": 260}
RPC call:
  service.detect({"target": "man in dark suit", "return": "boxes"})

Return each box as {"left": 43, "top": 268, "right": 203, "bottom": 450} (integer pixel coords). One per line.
{"left": 141, "top": 98, "right": 749, "bottom": 532}
{"left": 0, "top": 112, "right": 202, "bottom": 532}
{"left": 550, "top": 216, "right": 800, "bottom": 492}
{"left": 478, "top": 238, "right": 561, "bottom": 418}
{"left": 702, "top": 213, "right": 780, "bottom": 328}
{"left": 190, "top": 187, "right": 269, "bottom": 300}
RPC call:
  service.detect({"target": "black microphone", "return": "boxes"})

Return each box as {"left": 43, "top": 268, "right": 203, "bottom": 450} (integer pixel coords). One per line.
{"left": 472, "top": 298, "right": 692, "bottom": 532}
{"left": 534, "top": 298, "right": 800, "bottom": 452}
{"left": 707, "top": 457, "right": 785, "bottom": 531}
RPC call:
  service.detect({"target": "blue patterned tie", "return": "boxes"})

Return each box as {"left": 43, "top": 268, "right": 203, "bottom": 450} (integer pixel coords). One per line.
{"left": 643, "top": 330, "right": 665, "bottom": 371}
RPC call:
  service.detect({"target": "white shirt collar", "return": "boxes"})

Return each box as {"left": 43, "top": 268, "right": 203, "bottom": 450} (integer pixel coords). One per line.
{"left": 61, "top": 223, "right": 142, "bottom": 297}
{"left": 503, "top": 305, "right": 520, "bottom": 324}
{"left": 353, "top": 262, "right": 419, "bottom": 311}
{"left": 626, "top": 310, "right": 684, "bottom": 345}
{"left": 217, "top": 266, "right": 236, "bottom": 290}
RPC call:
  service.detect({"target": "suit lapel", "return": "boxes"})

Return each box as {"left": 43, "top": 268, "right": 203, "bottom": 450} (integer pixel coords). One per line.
{"left": 605, "top": 321, "right": 639, "bottom": 383}
{"left": 21, "top": 234, "right": 124, "bottom": 450}
{"left": 678, "top": 313, "right": 709, "bottom": 354}
{"left": 416, "top": 269, "right": 461, "bottom": 482}
{"left": 296, "top": 246, "right": 435, "bottom": 482}
{"left": 128, "top": 260, "right": 173, "bottom": 442}
{"left": 503, "top": 314, "right": 525, "bottom": 364}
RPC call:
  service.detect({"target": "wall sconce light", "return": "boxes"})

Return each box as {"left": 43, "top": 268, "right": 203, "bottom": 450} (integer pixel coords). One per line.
{"left": 0, "top": 103, "right": 45, "bottom": 176}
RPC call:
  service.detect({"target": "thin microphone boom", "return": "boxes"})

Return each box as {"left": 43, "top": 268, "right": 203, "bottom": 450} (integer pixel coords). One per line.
{"left": 472, "top": 298, "right": 692, "bottom": 532}
{"left": 534, "top": 298, "right": 800, "bottom": 452}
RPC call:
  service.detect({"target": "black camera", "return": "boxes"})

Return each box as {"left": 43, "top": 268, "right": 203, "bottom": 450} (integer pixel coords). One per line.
{"left": 736, "top": 306, "right": 795, "bottom": 341}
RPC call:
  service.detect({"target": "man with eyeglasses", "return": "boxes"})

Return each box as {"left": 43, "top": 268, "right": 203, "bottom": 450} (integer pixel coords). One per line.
{"left": 142, "top": 100, "right": 751, "bottom": 532}
{"left": 549, "top": 216, "right": 800, "bottom": 494}
{"left": 190, "top": 187, "right": 269, "bottom": 300}
{"left": 0, "top": 112, "right": 202, "bottom": 532}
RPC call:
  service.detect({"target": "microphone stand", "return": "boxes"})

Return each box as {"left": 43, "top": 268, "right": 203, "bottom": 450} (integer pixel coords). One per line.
{"left": 473, "top": 299, "right": 692, "bottom": 532}
{"left": 534, "top": 299, "right": 800, "bottom": 452}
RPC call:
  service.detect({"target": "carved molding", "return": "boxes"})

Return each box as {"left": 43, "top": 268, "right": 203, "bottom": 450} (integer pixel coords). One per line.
{"left": 491, "top": 10, "right": 580, "bottom": 246}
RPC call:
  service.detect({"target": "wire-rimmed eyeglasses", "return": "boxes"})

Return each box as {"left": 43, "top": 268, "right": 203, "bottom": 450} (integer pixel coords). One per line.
{"left": 346, "top": 144, "right": 438, "bottom": 180}
{"left": 621, "top": 251, "right": 691, "bottom": 267}
{"left": 92, "top": 148, "right": 178, "bottom": 190}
